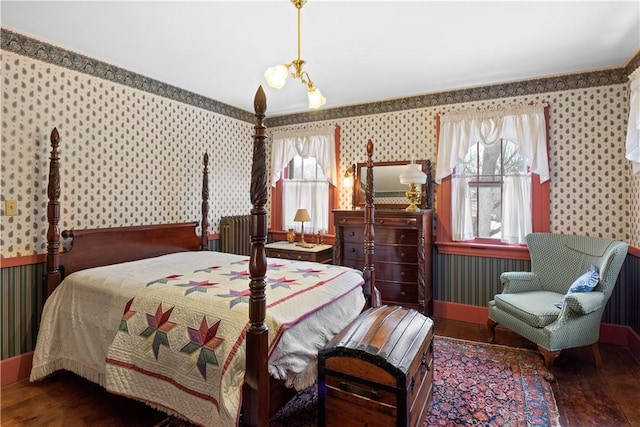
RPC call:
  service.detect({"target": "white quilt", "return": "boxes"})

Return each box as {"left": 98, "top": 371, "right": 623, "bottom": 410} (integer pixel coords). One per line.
{"left": 30, "top": 251, "right": 365, "bottom": 426}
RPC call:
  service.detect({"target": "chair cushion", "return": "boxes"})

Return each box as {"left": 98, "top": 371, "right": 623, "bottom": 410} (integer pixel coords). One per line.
{"left": 494, "top": 291, "right": 563, "bottom": 328}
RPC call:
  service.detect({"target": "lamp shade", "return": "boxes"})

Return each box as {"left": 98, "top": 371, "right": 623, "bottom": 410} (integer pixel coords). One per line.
{"left": 294, "top": 208, "right": 311, "bottom": 222}
{"left": 264, "top": 65, "right": 289, "bottom": 89}
{"left": 399, "top": 163, "right": 427, "bottom": 185}
{"left": 307, "top": 87, "right": 326, "bottom": 109}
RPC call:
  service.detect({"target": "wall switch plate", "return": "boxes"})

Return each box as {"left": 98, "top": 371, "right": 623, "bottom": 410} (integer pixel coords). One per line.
{"left": 5, "top": 199, "right": 17, "bottom": 216}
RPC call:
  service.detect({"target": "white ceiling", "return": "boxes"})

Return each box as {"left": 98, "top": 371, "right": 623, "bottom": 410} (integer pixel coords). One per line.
{"left": 2, "top": 1, "right": 639, "bottom": 116}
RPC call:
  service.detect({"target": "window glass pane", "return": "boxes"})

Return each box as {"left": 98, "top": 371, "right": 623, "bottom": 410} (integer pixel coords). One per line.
{"left": 454, "top": 139, "right": 529, "bottom": 241}
{"left": 283, "top": 155, "right": 329, "bottom": 232}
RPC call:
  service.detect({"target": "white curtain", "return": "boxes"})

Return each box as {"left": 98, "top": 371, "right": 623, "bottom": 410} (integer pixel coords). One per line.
{"left": 451, "top": 175, "right": 474, "bottom": 241}
{"left": 436, "top": 104, "right": 549, "bottom": 184}
{"left": 282, "top": 180, "right": 329, "bottom": 233}
{"left": 626, "top": 66, "right": 640, "bottom": 175}
{"left": 270, "top": 126, "right": 337, "bottom": 187}
{"left": 436, "top": 103, "right": 548, "bottom": 243}
{"left": 501, "top": 175, "right": 532, "bottom": 244}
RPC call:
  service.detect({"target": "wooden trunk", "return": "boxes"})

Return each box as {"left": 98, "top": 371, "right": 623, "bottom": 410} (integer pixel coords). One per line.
{"left": 318, "top": 305, "right": 434, "bottom": 427}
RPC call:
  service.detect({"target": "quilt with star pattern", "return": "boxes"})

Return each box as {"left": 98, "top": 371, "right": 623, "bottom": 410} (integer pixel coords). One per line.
{"left": 30, "top": 251, "right": 365, "bottom": 427}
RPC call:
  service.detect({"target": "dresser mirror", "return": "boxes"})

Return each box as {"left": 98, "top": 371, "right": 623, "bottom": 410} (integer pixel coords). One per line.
{"left": 353, "top": 160, "right": 431, "bottom": 209}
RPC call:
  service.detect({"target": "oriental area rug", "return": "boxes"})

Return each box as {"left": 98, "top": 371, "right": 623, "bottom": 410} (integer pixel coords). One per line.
{"left": 157, "top": 336, "right": 560, "bottom": 427}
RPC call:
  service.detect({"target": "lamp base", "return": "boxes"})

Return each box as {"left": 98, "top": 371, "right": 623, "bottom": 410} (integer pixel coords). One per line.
{"left": 405, "top": 183, "right": 422, "bottom": 212}
{"left": 296, "top": 241, "right": 315, "bottom": 249}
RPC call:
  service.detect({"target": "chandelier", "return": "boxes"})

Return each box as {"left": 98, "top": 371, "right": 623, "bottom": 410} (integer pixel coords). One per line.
{"left": 264, "top": 0, "right": 326, "bottom": 109}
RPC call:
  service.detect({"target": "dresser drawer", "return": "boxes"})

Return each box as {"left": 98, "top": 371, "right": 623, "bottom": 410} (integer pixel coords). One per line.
{"left": 342, "top": 227, "right": 364, "bottom": 244}
{"left": 376, "top": 280, "right": 419, "bottom": 304}
{"left": 341, "top": 226, "right": 417, "bottom": 246}
{"left": 343, "top": 243, "right": 417, "bottom": 263}
{"left": 376, "top": 262, "right": 418, "bottom": 283}
{"left": 376, "top": 228, "right": 418, "bottom": 245}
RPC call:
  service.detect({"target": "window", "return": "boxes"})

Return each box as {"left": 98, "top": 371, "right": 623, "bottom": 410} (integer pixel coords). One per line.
{"left": 435, "top": 104, "right": 550, "bottom": 260}
{"left": 270, "top": 126, "right": 340, "bottom": 240}
{"left": 282, "top": 156, "right": 329, "bottom": 233}
{"left": 452, "top": 139, "right": 530, "bottom": 241}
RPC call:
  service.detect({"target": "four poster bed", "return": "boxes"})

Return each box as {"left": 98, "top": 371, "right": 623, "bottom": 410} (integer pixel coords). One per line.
{"left": 31, "top": 87, "right": 379, "bottom": 427}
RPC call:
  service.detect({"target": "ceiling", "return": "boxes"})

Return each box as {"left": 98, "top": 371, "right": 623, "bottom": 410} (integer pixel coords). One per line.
{"left": 2, "top": 1, "right": 639, "bottom": 116}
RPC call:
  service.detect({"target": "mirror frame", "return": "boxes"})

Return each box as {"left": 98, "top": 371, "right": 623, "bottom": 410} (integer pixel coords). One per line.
{"left": 353, "top": 160, "right": 433, "bottom": 209}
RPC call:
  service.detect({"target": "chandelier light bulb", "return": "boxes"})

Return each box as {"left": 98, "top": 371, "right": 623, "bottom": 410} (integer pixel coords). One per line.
{"left": 264, "top": 65, "right": 289, "bottom": 89}
{"left": 307, "top": 87, "right": 326, "bottom": 109}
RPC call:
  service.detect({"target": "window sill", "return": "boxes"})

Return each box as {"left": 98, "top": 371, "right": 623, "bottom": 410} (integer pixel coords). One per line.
{"left": 435, "top": 240, "right": 530, "bottom": 260}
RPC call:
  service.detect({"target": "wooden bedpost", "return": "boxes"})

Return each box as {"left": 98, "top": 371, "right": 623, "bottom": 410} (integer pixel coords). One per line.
{"left": 243, "top": 86, "right": 269, "bottom": 427}
{"left": 46, "top": 128, "right": 62, "bottom": 297}
{"left": 363, "top": 140, "right": 380, "bottom": 308}
{"left": 201, "top": 153, "right": 210, "bottom": 250}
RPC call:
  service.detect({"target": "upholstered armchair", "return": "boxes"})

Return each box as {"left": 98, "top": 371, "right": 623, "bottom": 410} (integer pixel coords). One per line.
{"left": 487, "top": 233, "right": 628, "bottom": 381}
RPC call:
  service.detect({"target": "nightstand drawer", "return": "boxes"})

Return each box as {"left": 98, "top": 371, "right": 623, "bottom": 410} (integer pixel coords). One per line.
{"left": 267, "top": 249, "right": 314, "bottom": 261}
{"left": 265, "top": 242, "right": 333, "bottom": 264}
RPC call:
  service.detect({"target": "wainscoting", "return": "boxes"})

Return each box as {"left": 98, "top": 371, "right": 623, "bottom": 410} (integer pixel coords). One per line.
{"left": 1, "top": 246, "right": 638, "bottom": 385}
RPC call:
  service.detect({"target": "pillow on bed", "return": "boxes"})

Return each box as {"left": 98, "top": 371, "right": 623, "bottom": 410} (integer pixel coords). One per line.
{"left": 554, "top": 265, "right": 600, "bottom": 309}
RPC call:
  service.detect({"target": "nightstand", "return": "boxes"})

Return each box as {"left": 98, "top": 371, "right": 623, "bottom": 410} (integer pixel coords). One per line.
{"left": 265, "top": 241, "right": 333, "bottom": 264}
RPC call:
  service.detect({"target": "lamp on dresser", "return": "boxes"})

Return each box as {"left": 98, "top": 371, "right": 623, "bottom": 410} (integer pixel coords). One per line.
{"left": 293, "top": 208, "right": 314, "bottom": 248}
{"left": 399, "top": 163, "right": 427, "bottom": 212}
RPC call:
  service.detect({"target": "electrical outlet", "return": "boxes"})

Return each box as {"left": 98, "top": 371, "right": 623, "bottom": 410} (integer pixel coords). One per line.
{"left": 5, "top": 199, "right": 17, "bottom": 216}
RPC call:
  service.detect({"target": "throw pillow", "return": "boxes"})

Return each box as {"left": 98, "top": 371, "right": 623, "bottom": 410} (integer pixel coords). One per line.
{"left": 554, "top": 264, "right": 600, "bottom": 309}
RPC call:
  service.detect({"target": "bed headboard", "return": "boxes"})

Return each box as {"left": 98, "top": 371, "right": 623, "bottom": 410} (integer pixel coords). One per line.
{"left": 44, "top": 127, "right": 210, "bottom": 296}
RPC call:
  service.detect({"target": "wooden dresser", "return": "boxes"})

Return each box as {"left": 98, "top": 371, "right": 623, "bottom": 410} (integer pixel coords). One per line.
{"left": 333, "top": 209, "right": 433, "bottom": 314}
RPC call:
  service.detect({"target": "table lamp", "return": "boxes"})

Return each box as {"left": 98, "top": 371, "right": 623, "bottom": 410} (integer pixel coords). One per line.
{"left": 293, "top": 208, "right": 314, "bottom": 248}
{"left": 399, "top": 163, "right": 427, "bottom": 212}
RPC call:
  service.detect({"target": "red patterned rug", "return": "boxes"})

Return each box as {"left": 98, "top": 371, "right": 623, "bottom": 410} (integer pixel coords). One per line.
{"left": 157, "top": 336, "right": 560, "bottom": 427}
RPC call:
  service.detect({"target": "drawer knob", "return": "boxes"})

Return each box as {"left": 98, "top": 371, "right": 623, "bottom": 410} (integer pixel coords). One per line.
{"left": 400, "top": 234, "right": 406, "bottom": 240}
{"left": 400, "top": 252, "right": 405, "bottom": 257}
{"left": 350, "top": 248, "right": 356, "bottom": 253}
{"left": 297, "top": 255, "right": 302, "bottom": 259}
{"left": 400, "top": 271, "right": 405, "bottom": 276}
{"left": 349, "top": 231, "right": 355, "bottom": 236}
{"left": 400, "top": 291, "right": 406, "bottom": 296}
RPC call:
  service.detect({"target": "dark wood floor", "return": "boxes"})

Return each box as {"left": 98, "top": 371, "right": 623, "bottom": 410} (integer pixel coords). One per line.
{"left": 2, "top": 318, "right": 639, "bottom": 426}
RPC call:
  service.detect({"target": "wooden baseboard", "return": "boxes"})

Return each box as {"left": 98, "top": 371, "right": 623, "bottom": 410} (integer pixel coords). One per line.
{"left": 1, "top": 351, "right": 33, "bottom": 386}
{"left": 433, "top": 300, "right": 489, "bottom": 324}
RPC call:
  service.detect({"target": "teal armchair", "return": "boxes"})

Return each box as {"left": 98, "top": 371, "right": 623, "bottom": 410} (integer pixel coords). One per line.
{"left": 487, "top": 233, "right": 628, "bottom": 381}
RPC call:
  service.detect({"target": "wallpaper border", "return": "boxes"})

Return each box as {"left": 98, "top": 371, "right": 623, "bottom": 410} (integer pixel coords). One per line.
{"left": 2, "top": 27, "right": 637, "bottom": 128}
{"left": 0, "top": 27, "right": 255, "bottom": 124}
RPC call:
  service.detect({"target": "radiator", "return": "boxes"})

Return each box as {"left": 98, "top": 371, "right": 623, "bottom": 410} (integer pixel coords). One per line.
{"left": 219, "top": 215, "right": 251, "bottom": 256}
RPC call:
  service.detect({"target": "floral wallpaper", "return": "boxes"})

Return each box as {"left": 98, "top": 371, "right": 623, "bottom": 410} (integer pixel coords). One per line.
{"left": 1, "top": 28, "right": 639, "bottom": 258}
{"left": 273, "top": 85, "right": 635, "bottom": 246}
{"left": 1, "top": 49, "right": 255, "bottom": 257}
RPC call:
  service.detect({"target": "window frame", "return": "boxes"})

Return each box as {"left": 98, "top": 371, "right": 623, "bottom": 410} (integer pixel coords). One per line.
{"left": 434, "top": 108, "right": 550, "bottom": 260}
{"left": 270, "top": 126, "right": 341, "bottom": 245}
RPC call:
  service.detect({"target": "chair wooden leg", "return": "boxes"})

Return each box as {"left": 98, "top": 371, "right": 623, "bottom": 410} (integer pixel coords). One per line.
{"left": 591, "top": 343, "right": 602, "bottom": 368}
{"left": 487, "top": 318, "right": 498, "bottom": 343}
{"left": 538, "top": 346, "right": 561, "bottom": 382}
